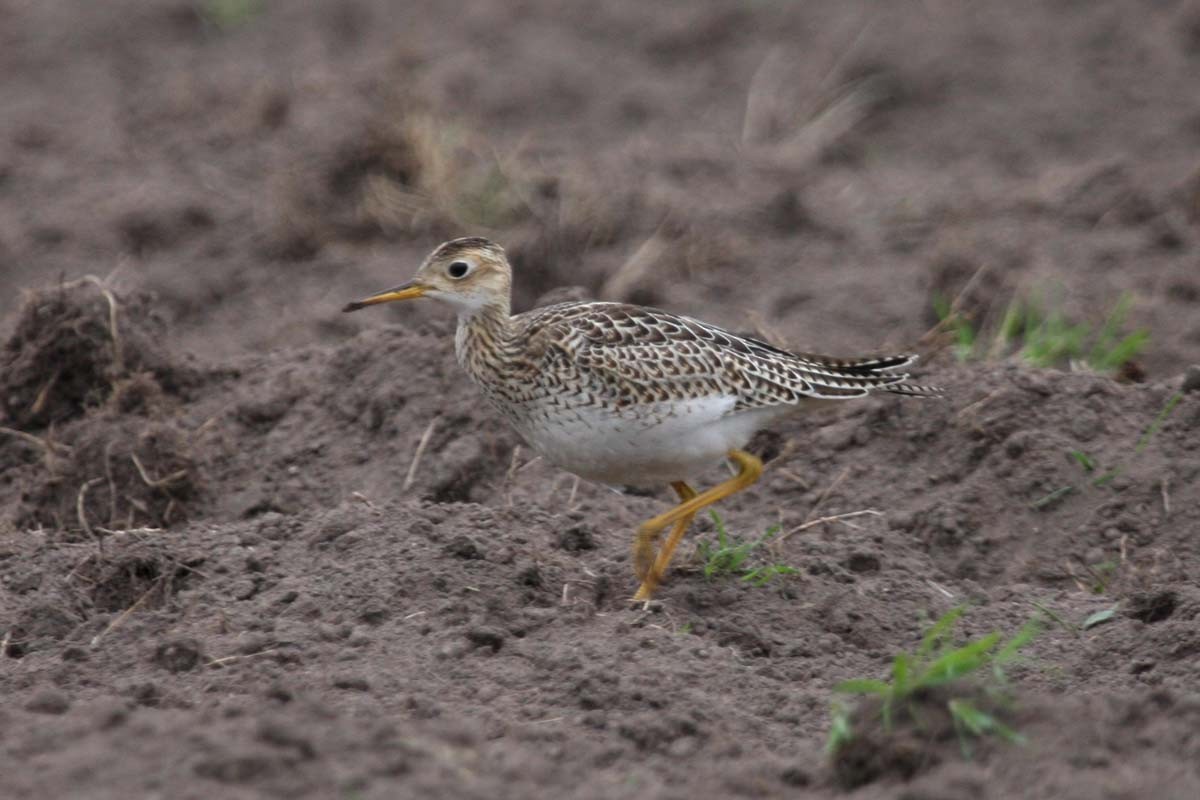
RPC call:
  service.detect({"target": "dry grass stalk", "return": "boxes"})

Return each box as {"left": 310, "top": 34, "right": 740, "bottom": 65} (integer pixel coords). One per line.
{"left": 402, "top": 417, "right": 438, "bottom": 491}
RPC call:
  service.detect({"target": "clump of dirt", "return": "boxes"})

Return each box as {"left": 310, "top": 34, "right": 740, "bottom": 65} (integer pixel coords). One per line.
{"left": 2, "top": 536, "right": 202, "bottom": 661}
{"left": 1, "top": 603, "right": 78, "bottom": 659}
{"left": 1, "top": 280, "right": 203, "bottom": 535}
{"left": 84, "top": 548, "right": 200, "bottom": 615}
{"left": 830, "top": 685, "right": 1015, "bottom": 789}
{"left": 14, "top": 415, "right": 201, "bottom": 536}
{"left": 0, "top": 280, "right": 188, "bottom": 430}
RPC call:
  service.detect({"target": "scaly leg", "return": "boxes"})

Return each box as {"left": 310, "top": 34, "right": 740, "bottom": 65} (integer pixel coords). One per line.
{"left": 632, "top": 482, "right": 696, "bottom": 601}
{"left": 630, "top": 450, "right": 764, "bottom": 601}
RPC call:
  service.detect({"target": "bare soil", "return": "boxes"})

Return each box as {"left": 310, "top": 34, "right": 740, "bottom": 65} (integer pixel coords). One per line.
{"left": 3, "top": 2, "right": 1200, "bottom": 798}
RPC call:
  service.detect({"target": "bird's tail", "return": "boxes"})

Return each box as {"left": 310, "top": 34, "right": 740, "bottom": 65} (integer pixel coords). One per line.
{"left": 790, "top": 352, "right": 944, "bottom": 399}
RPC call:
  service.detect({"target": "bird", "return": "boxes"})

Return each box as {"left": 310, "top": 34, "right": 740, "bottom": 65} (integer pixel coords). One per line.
{"left": 343, "top": 237, "right": 939, "bottom": 601}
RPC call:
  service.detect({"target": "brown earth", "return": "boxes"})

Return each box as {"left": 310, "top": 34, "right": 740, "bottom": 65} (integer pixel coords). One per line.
{"left": 3, "top": 1, "right": 1200, "bottom": 798}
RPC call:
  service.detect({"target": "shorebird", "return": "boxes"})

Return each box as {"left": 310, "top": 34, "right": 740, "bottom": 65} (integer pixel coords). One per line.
{"left": 344, "top": 237, "right": 938, "bottom": 601}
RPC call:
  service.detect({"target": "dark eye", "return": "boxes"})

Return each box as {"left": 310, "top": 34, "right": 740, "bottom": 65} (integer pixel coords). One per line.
{"left": 447, "top": 261, "right": 470, "bottom": 279}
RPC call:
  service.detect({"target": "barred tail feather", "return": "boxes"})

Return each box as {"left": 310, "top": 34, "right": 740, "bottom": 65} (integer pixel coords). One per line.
{"left": 818, "top": 353, "right": 918, "bottom": 373}
{"left": 885, "top": 381, "right": 944, "bottom": 398}
{"left": 792, "top": 353, "right": 943, "bottom": 399}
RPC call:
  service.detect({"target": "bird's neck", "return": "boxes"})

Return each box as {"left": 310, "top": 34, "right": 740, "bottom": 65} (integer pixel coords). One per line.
{"left": 454, "top": 302, "right": 515, "bottom": 385}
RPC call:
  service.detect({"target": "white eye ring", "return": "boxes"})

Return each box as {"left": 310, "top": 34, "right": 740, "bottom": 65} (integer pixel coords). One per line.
{"left": 447, "top": 260, "right": 471, "bottom": 279}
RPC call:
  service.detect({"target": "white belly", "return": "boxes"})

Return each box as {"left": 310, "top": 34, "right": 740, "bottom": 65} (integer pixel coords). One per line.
{"left": 514, "top": 395, "right": 779, "bottom": 488}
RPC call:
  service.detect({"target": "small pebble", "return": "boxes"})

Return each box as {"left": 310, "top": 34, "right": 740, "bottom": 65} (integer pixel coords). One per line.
{"left": 465, "top": 627, "right": 505, "bottom": 653}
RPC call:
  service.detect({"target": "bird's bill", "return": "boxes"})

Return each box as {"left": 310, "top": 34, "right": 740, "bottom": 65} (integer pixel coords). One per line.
{"left": 342, "top": 281, "right": 427, "bottom": 312}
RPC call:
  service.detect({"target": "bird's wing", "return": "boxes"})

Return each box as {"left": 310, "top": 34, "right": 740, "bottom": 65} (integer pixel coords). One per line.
{"left": 520, "top": 302, "right": 937, "bottom": 412}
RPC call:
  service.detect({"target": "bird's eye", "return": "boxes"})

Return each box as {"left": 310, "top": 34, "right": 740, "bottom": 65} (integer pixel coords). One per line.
{"left": 447, "top": 261, "right": 470, "bottom": 279}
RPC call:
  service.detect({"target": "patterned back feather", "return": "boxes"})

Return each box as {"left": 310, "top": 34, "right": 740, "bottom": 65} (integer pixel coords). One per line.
{"left": 472, "top": 301, "right": 943, "bottom": 416}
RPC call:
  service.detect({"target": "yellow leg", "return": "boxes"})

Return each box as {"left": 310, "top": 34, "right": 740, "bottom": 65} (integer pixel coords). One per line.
{"left": 632, "top": 482, "right": 696, "bottom": 601}
{"left": 631, "top": 450, "right": 764, "bottom": 601}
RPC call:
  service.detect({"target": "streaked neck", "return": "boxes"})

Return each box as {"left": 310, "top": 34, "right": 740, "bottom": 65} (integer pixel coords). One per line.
{"left": 455, "top": 303, "right": 514, "bottom": 379}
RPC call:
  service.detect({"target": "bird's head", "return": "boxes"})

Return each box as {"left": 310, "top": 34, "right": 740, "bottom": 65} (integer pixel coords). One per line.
{"left": 343, "top": 237, "right": 512, "bottom": 317}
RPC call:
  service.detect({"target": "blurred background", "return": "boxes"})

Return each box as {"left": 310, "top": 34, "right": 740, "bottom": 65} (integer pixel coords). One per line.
{"left": 2, "top": 0, "right": 1199, "bottom": 375}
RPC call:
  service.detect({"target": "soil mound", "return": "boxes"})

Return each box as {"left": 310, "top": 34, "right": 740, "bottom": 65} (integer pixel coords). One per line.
{"left": 13, "top": 414, "right": 201, "bottom": 536}
{"left": 1, "top": 281, "right": 202, "bottom": 536}
{"left": 1, "top": 281, "right": 189, "bottom": 430}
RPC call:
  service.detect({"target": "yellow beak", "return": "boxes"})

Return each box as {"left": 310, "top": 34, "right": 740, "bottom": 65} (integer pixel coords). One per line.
{"left": 342, "top": 281, "right": 427, "bottom": 312}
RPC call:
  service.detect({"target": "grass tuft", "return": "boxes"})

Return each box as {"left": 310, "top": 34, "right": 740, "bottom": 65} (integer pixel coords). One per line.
{"left": 827, "top": 607, "right": 1040, "bottom": 758}
{"left": 697, "top": 512, "right": 798, "bottom": 587}
{"left": 932, "top": 290, "right": 1148, "bottom": 374}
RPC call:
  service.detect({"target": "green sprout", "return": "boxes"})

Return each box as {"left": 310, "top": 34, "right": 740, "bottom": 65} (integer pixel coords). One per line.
{"left": 697, "top": 512, "right": 797, "bottom": 587}
{"left": 827, "top": 607, "right": 1040, "bottom": 758}
{"left": 933, "top": 290, "right": 1148, "bottom": 374}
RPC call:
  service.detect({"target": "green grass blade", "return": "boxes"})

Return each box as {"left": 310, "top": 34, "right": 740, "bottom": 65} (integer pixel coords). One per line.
{"left": 826, "top": 705, "right": 853, "bottom": 754}
{"left": 710, "top": 511, "right": 729, "bottom": 546}
{"left": 995, "top": 617, "right": 1041, "bottom": 665}
{"left": 1135, "top": 392, "right": 1183, "bottom": 453}
{"left": 993, "top": 297, "right": 1025, "bottom": 354}
{"left": 948, "top": 698, "right": 986, "bottom": 736}
{"left": 932, "top": 292, "right": 952, "bottom": 321}
{"left": 891, "top": 652, "right": 911, "bottom": 696}
{"left": 917, "top": 607, "right": 965, "bottom": 661}
{"left": 1092, "top": 329, "right": 1149, "bottom": 372}
{"left": 1030, "top": 485, "right": 1074, "bottom": 509}
{"left": 1029, "top": 601, "right": 1079, "bottom": 637}
{"left": 949, "top": 699, "right": 1027, "bottom": 745}
{"left": 1087, "top": 294, "right": 1148, "bottom": 372}
{"left": 985, "top": 717, "right": 1026, "bottom": 745}
{"left": 920, "top": 633, "right": 1000, "bottom": 686}
{"left": 1082, "top": 606, "right": 1118, "bottom": 630}
{"left": 833, "top": 678, "right": 891, "bottom": 695}
{"left": 1070, "top": 450, "right": 1096, "bottom": 472}
{"left": 993, "top": 616, "right": 1041, "bottom": 681}
{"left": 741, "top": 564, "right": 797, "bottom": 586}
{"left": 955, "top": 315, "right": 977, "bottom": 360}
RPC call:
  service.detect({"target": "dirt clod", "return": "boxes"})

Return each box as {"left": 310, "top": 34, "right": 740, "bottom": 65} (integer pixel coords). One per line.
{"left": 831, "top": 687, "right": 999, "bottom": 789}
{"left": 557, "top": 524, "right": 597, "bottom": 552}
{"left": 0, "top": 283, "right": 186, "bottom": 430}
{"left": 154, "top": 638, "right": 204, "bottom": 672}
